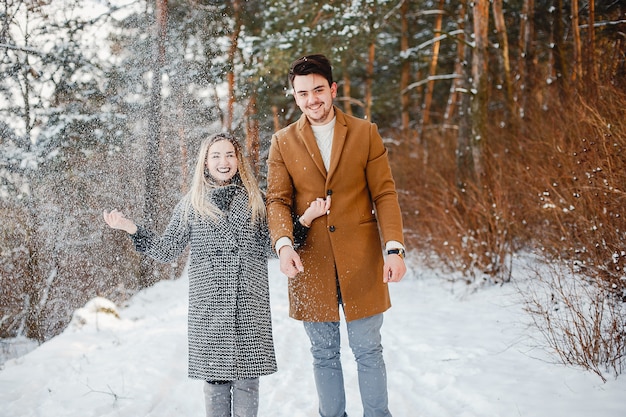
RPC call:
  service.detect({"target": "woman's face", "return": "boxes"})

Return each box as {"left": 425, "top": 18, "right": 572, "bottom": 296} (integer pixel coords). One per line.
{"left": 205, "top": 139, "right": 238, "bottom": 184}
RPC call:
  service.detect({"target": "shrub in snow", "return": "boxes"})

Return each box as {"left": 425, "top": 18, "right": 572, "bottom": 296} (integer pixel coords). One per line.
{"left": 70, "top": 297, "right": 120, "bottom": 329}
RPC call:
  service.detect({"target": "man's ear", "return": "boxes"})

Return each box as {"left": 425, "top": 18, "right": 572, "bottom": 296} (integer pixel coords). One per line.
{"left": 331, "top": 82, "right": 338, "bottom": 98}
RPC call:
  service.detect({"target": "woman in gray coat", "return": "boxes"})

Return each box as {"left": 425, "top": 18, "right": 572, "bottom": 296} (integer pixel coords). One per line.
{"left": 103, "top": 132, "right": 327, "bottom": 417}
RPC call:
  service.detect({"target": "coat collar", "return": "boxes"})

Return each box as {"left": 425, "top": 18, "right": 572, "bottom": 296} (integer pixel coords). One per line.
{"left": 295, "top": 106, "right": 348, "bottom": 180}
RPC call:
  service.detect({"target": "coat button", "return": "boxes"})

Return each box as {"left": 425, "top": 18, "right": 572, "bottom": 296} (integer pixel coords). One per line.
{"left": 329, "top": 225, "right": 336, "bottom": 232}
{"left": 326, "top": 189, "right": 333, "bottom": 196}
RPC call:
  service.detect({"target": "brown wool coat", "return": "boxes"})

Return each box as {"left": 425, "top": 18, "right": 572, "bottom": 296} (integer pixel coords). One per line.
{"left": 266, "top": 107, "right": 405, "bottom": 322}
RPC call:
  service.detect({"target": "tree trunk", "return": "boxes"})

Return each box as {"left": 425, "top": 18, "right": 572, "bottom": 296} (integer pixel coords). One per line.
{"left": 492, "top": 0, "right": 516, "bottom": 125}
{"left": 444, "top": 1, "right": 466, "bottom": 130}
{"left": 272, "top": 105, "right": 280, "bottom": 132}
{"left": 225, "top": 0, "right": 241, "bottom": 131}
{"left": 400, "top": 0, "right": 410, "bottom": 131}
{"left": 517, "top": 0, "right": 535, "bottom": 120}
{"left": 342, "top": 71, "right": 353, "bottom": 116}
{"left": 456, "top": 0, "right": 475, "bottom": 189}
{"left": 178, "top": 117, "right": 189, "bottom": 195}
{"left": 365, "top": 42, "right": 375, "bottom": 120}
{"left": 571, "top": 0, "right": 583, "bottom": 84}
{"left": 470, "top": 0, "right": 489, "bottom": 181}
{"left": 141, "top": 0, "right": 168, "bottom": 288}
{"left": 587, "top": 0, "right": 597, "bottom": 89}
{"left": 421, "top": 0, "right": 445, "bottom": 129}
{"left": 23, "top": 202, "right": 45, "bottom": 342}
{"left": 551, "top": 0, "right": 568, "bottom": 97}
{"left": 245, "top": 92, "right": 260, "bottom": 176}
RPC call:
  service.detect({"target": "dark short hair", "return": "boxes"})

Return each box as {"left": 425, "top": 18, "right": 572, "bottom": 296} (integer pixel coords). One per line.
{"left": 288, "top": 54, "right": 333, "bottom": 88}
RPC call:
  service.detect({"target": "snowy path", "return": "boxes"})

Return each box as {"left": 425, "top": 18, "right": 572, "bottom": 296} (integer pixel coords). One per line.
{"left": 0, "top": 259, "right": 624, "bottom": 416}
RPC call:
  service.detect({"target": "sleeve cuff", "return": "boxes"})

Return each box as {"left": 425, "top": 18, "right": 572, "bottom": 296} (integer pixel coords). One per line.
{"left": 129, "top": 225, "right": 151, "bottom": 252}
{"left": 275, "top": 236, "right": 294, "bottom": 255}
{"left": 385, "top": 240, "right": 405, "bottom": 251}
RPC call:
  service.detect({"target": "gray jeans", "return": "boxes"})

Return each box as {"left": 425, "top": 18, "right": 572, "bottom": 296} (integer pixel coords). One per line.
{"left": 303, "top": 313, "right": 392, "bottom": 417}
{"left": 203, "top": 378, "right": 259, "bottom": 417}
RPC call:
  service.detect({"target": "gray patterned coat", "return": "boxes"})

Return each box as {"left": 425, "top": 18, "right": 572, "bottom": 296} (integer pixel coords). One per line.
{"left": 130, "top": 184, "right": 277, "bottom": 381}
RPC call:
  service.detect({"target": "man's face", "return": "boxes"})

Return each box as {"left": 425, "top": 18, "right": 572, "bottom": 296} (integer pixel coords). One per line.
{"left": 292, "top": 73, "right": 337, "bottom": 126}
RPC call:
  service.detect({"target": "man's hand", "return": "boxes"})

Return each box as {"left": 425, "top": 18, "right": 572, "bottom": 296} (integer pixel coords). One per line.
{"left": 278, "top": 245, "right": 304, "bottom": 278}
{"left": 383, "top": 254, "right": 406, "bottom": 283}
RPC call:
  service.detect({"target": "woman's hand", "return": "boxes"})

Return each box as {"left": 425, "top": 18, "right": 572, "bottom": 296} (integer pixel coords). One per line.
{"left": 299, "top": 196, "right": 331, "bottom": 227}
{"left": 103, "top": 209, "right": 138, "bottom": 234}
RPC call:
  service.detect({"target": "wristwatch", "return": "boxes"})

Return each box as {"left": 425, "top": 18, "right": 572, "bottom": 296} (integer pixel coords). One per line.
{"left": 387, "top": 248, "right": 405, "bottom": 259}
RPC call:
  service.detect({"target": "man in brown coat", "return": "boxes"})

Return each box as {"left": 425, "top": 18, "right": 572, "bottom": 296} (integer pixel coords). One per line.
{"left": 266, "top": 54, "right": 407, "bottom": 417}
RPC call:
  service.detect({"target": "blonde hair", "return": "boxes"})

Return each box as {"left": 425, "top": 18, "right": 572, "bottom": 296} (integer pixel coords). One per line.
{"left": 187, "top": 132, "right": 266, "bottom": 224}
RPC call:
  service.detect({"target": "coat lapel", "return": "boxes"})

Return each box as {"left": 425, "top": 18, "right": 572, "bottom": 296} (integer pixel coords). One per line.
{"left": 327, "top": 108, "right": 347, "bottom": 181}
{"left": 297, "top": 114, "right": 327, "bottom": 178}
{"left": 296, "top": 107, "right": 348, "bottom": 181}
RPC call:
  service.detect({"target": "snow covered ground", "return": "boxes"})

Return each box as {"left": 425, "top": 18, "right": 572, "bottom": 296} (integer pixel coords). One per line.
{"left": 0, "top": 258, "right": 624, "bottom": 417}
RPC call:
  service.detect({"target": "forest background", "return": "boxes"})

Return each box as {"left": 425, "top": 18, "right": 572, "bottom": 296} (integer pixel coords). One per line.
{"left": 1, "top": 0, "right": 625, "bottom": 380}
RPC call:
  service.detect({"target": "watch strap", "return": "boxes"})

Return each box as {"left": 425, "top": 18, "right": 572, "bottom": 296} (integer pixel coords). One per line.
{"left": 387, "top": 248, "right": 405, "bottom": 259}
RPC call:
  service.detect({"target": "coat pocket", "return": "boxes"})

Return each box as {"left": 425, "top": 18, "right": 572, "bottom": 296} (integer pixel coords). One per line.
{"left": 243, "top": 269, "right": 270, "bottom": 299}
{"left": 188, "top": 261, "right": 219, "bottom": 307}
